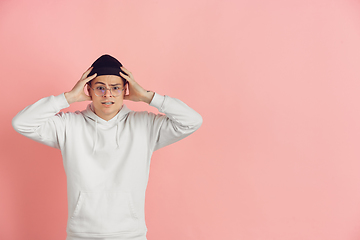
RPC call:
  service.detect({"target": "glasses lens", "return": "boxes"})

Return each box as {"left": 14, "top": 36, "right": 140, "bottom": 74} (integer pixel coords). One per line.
{"left": 93, "top": 87, "right": 122, "bottom": 97}
{"left": 95, "top": 87, "right": 105, "bottom": 96}
{"left": 111, "top": 87, "right": 122, "bottom": 97}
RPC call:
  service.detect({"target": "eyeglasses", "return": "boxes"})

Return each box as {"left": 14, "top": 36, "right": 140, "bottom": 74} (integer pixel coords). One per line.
{"left": 89, "top": 85, "right": 124, "bottom": 97}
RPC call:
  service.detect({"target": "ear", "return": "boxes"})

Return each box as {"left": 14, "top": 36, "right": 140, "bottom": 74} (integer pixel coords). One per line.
{"left": 86, "top": 84, "right": 92, "bottom": 99}
{"left": 123, "top": 83, "right": 128, "bottom": 97}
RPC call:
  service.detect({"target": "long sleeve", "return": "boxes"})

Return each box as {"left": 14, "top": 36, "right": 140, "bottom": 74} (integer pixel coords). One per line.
{"left": 12, "top": 93, "right": 70, "bottom": 149}
{"left": 148, "top": 93, "right": 203, "bottom": 151}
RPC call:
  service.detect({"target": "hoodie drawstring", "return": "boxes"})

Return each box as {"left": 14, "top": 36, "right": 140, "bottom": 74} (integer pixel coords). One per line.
{"left": 86, "top": 103, "right": 129, "bottom": 154}
{"left": 116, "top": 123, "right": 120, "bottom": 149}
{"left": 92, "top": 119, "right": 98, "bottom": 154}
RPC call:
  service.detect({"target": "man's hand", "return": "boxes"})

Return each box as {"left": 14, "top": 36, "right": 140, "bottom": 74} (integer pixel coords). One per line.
{"left": 65, "top": 66, "right": 97, "bottom": 104}
{"left": 120, "top": 66, "right": 155, "bottom": 104}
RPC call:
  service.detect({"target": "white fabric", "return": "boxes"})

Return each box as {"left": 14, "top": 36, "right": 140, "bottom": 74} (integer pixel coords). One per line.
{"left": 12, "top": 92, "right": 202, "bottom": 240}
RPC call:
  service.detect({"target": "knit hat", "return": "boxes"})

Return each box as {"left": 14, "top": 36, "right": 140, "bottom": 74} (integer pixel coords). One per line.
{"left": 88, "top": 54, "right": 125, "bottom": 78}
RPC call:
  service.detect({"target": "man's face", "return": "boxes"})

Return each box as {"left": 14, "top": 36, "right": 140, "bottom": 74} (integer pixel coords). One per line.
{"left": 87, "top": 75, "right": 127, "bottom": 121}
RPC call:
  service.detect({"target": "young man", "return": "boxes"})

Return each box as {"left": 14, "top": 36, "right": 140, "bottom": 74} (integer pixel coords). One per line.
{"left": 12, "top": 54, "right": 203, "bottom": 240}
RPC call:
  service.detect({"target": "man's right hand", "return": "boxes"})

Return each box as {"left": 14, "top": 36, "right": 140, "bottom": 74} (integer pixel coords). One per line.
{"left": 65, "top": 66, "right": 97, "bottom": 104}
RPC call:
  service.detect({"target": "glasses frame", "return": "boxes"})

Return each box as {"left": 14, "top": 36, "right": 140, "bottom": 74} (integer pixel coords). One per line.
{"left": 89, "top": 85, "right": 125, "bottom": 97}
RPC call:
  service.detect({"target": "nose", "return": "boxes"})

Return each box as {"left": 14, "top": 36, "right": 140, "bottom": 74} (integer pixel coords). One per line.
{"left": 103, "top": 88, "right": 113, "bottom": 97}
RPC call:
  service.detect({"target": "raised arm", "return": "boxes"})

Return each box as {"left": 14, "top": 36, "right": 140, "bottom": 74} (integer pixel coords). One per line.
{"left": 12, "top": 66, "right": 97, "bottom": 148}
{"left": 149, "top": 93, "right": 203, "bottom": 151}
{"left": 119, "top": 66, "right": 203, "bottom": 151}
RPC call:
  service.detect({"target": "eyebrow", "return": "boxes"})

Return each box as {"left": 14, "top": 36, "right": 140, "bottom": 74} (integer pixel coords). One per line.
{"left": 94, "top": 81, "right": 122, "bottom": 86}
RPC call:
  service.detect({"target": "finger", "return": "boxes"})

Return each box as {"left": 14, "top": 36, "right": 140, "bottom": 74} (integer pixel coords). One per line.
{"left": 83, "top": 73, "right": 97, "bottom": 83}
{"left": 81, "top": 67, "right": 94, "bottom": 80}
{"left": 120, "top": 66, "right": 129, "bottom": 73}
{"left": 119, "top": 71, "right": 132, "bottom": 81}
{"left": 86, "top": 66, "right": 94, "bottom": 73}
{"left": 120, "top": 66, "right": 133, "bottom": 78}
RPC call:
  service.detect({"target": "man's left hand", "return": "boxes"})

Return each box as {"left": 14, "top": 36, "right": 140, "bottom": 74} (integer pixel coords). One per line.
{"left": 120, "top": 66, "right": 155, "bottom": 104}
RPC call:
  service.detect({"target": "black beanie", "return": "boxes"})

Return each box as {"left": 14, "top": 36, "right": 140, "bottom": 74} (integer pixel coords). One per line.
{"left": 88, "top": 54, "right": 125, "bottom": 78}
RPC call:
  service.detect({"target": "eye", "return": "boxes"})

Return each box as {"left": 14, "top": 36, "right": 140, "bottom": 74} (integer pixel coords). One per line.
{"left": 96, "top": 86, "right": 105, "bottom": 91}
{"left": 112, "top": 86, "right": 120, "bottom": 90}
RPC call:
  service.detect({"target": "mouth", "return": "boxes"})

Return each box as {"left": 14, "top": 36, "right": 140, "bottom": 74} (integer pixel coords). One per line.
{"left": 101, "top": 101, "right": 115, "bottom": 105}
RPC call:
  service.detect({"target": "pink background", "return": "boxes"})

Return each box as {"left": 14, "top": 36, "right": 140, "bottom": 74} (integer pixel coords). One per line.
{"left": 1, "top": 0, "right": 360, "bottom": 239}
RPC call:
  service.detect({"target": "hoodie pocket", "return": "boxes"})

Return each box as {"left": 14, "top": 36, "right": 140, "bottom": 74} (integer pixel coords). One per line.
{"left": 69, "top": 190, "right": 139, "bottom": 234}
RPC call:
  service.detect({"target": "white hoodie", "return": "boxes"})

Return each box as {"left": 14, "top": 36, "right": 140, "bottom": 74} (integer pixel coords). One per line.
{"left": 12, "top": 92, "right": 203, "bottom": 240}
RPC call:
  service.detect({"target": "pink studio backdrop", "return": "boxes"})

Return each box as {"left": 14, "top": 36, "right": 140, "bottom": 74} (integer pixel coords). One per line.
{"left": 1, "top": 0, "right": 360, "bottom": 239}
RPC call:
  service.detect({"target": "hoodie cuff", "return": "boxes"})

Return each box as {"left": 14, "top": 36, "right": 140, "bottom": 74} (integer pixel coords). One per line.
{"left": 149, "top": 92, "right": 165, "bottom": 111}
{"left": 54, "top": 93, "right": 70, "bottom": 111}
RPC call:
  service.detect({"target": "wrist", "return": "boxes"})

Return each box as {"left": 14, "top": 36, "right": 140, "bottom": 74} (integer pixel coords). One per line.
{"left": 142, "top": 91, "right": 155, "bottom": 104}
{"left": 64, "top": 92, "right": 76, "bottom": 105}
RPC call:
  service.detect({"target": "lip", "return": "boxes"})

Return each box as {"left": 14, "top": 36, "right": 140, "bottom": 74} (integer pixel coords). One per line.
{"left": 101, "top": 101, "right": 115, "bottom": 107}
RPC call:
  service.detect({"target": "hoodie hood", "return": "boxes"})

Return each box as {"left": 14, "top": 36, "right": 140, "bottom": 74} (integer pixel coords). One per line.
{"left": 81, "top": 103, "right": 132, "bottom": 153}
